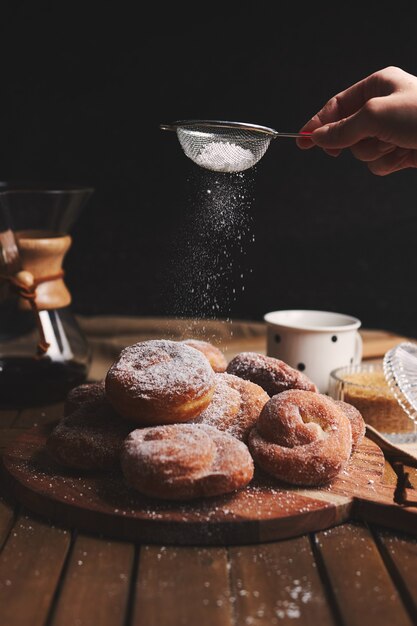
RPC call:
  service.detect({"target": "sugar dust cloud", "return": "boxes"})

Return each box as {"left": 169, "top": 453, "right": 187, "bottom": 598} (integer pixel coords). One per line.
{"left": 164, "top": 168, "right": 256, "bottom": 335}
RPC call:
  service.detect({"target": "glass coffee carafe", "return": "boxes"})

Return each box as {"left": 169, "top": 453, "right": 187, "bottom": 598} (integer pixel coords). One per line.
{"left": 0, "top": 183, "right": 94, "bottom": 406}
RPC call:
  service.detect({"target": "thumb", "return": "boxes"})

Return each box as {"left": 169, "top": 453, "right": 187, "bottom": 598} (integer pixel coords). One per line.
{"left": 311, "top": 104, "right": 379, "bottom": 149}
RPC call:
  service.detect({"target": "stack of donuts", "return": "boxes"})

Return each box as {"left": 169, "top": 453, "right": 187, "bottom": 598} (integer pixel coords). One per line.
{"left": 46, "top": 338, "right": 365, "bottom": 501}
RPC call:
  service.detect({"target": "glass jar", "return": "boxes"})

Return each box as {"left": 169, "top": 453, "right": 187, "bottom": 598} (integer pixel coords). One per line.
{"left": 329, "top": 361, "right": 417, "bottom": 443}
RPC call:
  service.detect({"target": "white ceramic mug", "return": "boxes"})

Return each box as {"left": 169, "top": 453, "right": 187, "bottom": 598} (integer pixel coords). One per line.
{"left": 264, "top": 309, "right": 363, "bottom": 393}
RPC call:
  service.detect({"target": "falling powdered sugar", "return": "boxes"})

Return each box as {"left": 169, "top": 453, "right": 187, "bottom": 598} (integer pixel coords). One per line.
{"left": 195, "top": 141, "right": 255, "bottom": 173}
{"left": 164, "top": 169, "right": 255, "bottom": 330}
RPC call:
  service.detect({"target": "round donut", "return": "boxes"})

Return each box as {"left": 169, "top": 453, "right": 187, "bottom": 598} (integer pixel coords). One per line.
{"left": 46, "top": 402, "right": 134, "bottom": 471}
{"left": 248, "top": 390, "right": 352, "bottom": 486}
{"left": 121, "top": 423, "right": 254, "bottom": 500}
{"left": 194, "top": 373, "right": 269, "bottom": 442}
{"left": 335, "top": 400, "right": 366, "bottom": 452}
{"left": 64, "top": 380, "right": 106, "bottom": 415}
{"left": 105, "top": 340, "right": 216, "bottom": 425}
{"left": 226, "top": 352, "right": 318, "bottom": 396}
{"left": 181, "top": 339, "right": 227, "bottom": 373}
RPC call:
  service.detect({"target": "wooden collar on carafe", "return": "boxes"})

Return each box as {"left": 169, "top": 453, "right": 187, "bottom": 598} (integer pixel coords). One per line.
{"left": 0, "top": 232, "right": 72, "bottom": 356}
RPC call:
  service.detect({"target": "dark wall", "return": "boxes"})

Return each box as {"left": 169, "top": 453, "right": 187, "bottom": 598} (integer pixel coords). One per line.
{"left": 1, "top": 4, "right": 417, "bottom": 337}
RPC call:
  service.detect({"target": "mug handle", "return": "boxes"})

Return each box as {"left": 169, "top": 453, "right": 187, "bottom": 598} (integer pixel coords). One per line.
{"left": 354, "top": 331, "right": 363, "bottom": 364}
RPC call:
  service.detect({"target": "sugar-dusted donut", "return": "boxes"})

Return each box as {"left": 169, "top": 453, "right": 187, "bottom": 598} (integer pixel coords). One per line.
{"left": 181, "top": 339, "right": 227, "bottom": 373}
{"left": 194, "top": 373, "right": 269, "bottom": 442}
{"left": 248, "top": 390, "right": 352, "bottom": 486}
{"left": 222, "top": 374, "right": 270, "bottom": 441}
{"left": 46, "top": 401, "right": 134, "bottom": 471}
{"left": 226, "top": 352, "right": 318, "bottom": 396}
{"left": 121, "top": 423, "right": 254, "bottom": 500}
{"left": 105, "top": 339, "right": 216, "bottom": 425}
{"left": 335, "top": 400, "right": 366, "bottom": 451}
{"left": 64, "top": 380, "right": 106, "bottom": 415}
{"left": 192, "top": 373, "right": 241, "bottom": 430}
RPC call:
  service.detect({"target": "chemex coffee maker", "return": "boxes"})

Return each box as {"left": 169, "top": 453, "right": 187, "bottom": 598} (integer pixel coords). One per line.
{"left": 0, "top": 183, "right": 94, "bottom": 406}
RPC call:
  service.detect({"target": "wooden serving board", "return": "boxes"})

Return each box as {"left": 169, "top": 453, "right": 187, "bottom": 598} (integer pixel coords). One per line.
{"left": 2, "top": 424, "right": 417, "bottom": 546}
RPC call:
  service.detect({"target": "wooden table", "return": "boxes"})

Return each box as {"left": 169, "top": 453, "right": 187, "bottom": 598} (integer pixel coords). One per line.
{"left": 1, "top": 318, "right": 417, "bottom": 626}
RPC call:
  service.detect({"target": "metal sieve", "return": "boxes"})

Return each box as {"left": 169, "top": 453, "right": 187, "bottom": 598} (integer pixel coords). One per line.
{"left": 160, "top": 120, "right": 312, "bottom": 173}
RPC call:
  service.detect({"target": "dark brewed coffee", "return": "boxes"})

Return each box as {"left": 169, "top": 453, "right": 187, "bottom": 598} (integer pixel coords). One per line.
{"left": 0, "top": 357, "right": 87, "bottom": 407}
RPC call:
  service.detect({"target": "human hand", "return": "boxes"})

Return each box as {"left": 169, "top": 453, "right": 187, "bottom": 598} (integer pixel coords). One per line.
{"left": 297, "top": 66, "right": 417, "bottom": 175}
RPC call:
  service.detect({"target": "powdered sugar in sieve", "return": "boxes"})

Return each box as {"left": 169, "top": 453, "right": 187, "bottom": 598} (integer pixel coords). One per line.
{"left": 195, "top": 141, "right": 256, "bottom": 173}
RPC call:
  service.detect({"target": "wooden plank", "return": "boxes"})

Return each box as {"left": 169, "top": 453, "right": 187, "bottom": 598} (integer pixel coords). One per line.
{"left": 132, "top": 546, "right": 233, "bottom": 626}
{"left": 13, "top": 403, "right": 64, "bottom": 428}
{"left": 315, "top": 522, "right": 413, "bottom": 626}
{"left": 229, "top": 536, "right": 335, "bottom": 625}
{"left": 377, "top": 529, "right": 417, "bottom": 622}
{"left": 50, "top": 534, "right": 134, "bottom": 626}
{"left": 0, "top": 496, "right": 15, "bottom": 551}
{"left": 0, "top": 512, "right": 71, "bottom": 626}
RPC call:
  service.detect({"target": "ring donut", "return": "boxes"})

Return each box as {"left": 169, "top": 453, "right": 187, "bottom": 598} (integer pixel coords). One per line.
{"left": 121, "top": 423, "right": 254, "bottom": 500}
{"left": 105, "top": 339, "right": 216, "bottom": 425}
{"left": 248, "top": 389, "right": 352, "bottom": 486}
{"left": 226, "top": 352, "right": 318, "bottom": 396}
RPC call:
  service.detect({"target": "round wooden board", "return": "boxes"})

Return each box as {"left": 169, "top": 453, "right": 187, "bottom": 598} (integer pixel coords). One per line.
{"left": 1, "top": 424, "right": 386, "bottom": 546}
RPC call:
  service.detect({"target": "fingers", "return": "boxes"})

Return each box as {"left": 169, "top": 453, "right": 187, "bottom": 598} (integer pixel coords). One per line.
{"left": 367, "top": 148, "right": 417, "bottom": 176}
{"left": 296, "top": 106, "right": 376, "bottom": 150}
{"left": 296, "top": 68, "right": 401, "bottom": 151}
{"left": 295, "top": 67, "right": 417, "bottom": 173}
{"left": 296, "top": 104, "right": 372, "bottom": 151}
{"left": 350, "top": 138, "right": 396, "bottom": 161}
{"left": 296, "top": 76, "right": 376, "bottom": 150}
{"left": 309, "top": 99, "right": 386, "bottom": 149}
{"left": 296, "top": 118, "right": 322, "bottom": 149}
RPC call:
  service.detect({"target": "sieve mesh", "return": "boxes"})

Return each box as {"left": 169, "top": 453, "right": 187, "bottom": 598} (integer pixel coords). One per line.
{"left": 176, "top": 125, "right": 272, "bottom": 173}
{"left": 160, "top": 120, "right": 311, "bottom": 173}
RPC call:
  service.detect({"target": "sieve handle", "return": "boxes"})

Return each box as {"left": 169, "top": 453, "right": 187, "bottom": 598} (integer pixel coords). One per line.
{"left": 274, "top": 132, "right": 313, "bottom": 138}
{"left": 159, "top": 122, "right": 313, "bottom": 138}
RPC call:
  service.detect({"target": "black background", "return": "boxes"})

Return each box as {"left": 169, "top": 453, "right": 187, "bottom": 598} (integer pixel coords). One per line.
{"left": 2, "top": 3, "right": 417, "bottom": 337}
